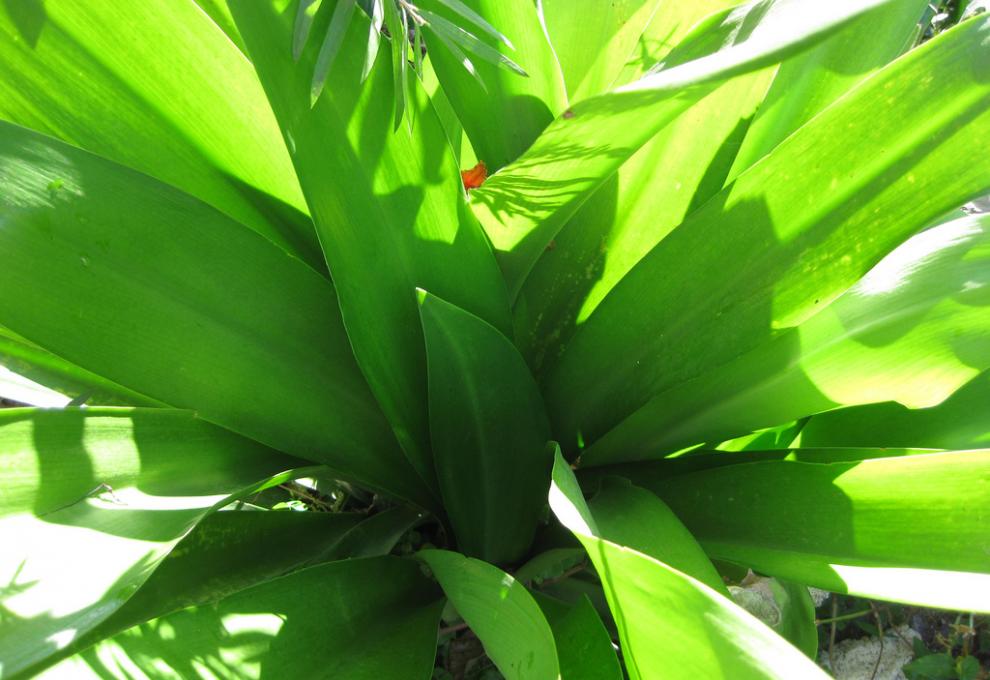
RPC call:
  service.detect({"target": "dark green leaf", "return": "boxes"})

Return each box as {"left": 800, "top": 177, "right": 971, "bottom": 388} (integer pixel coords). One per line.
{"left": 903, "top": 653, "right": 957, "bottom": 680}
{"left": 539, "top": 596, "right": 622, "bottom": 680}
{"left": 418, "top": 290, "right": 551, "bottom": 564}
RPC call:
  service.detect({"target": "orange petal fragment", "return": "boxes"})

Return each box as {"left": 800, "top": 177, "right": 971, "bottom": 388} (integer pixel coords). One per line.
{"left": 460, "top": 161, "right": 487, "bottom": 190}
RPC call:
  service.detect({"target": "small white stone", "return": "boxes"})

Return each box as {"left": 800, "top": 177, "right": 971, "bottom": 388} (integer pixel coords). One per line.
{"left": 820, "top": 625, "right": 919, "bottom": 680}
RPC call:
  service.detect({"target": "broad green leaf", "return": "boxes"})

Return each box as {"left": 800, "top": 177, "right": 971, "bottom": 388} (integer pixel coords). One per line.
{"left": 230, "top": 0, "right": 512, "bottom": 496}
{"left": 418, "top": 549, "right": 559, "bottom": 680}
{"left": 729, "top": 0, "right": 927, "bottom": 176}
{"left": 39, "top": 557, "right": 443, "bottom": 680}
{"left": 514, "top": 70, "right": 773, "bottom": 372}
{"left": 541, "top": 0, "right": 663, "bottom": 101}
{"left": 546, "top": 18, "right": 990, "bottom": 456}
{"left": 518, "top": 2, "right": 929, "bottom": 370}
{"left": 578, "top": 448, "right": 937, "bottom": 489}
{"left": 582, "top": 213, "right": 990, "bottom": 464}
{"left": 419, "top": 0, "right": 568, "bottom": 170}
{"left": 0, "top": 0, "right": 319, "bottom": 269}
{"left": 418, "top": 290, "right": 552, "bottom": 564}
{"left": 586, "top": 477, "right": 727, "bottom": 595}
{"left": 538, "top": 595, "right": 622, "bottom": 680}
{"left": 0, "top": 327, "right": 161, "bottom": 408}
{"left": 0, "top": 408, "right": 302, "bottom": 679}
{"left": 0, "top": 123, "right": 431, "bottom": 507}
{"left": 631, "top": 450, "right": 990, "bottom": 611}
{"left": 44, "top": 509, "right": 364, "bottom": 671}
{"left": 799, "top": 370, "right": 990, "bottom": 450}
{"left": 549, "top": 450, "right": 830, "bottom": 679}
{"left": 473, "top": 0, "right": 899, "bottom": 299}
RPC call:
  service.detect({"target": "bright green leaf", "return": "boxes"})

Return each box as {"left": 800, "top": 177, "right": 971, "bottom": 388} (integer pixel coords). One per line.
{"left": 0, "top": 327, "right": 161, "bottom": 408}
{"left": 419, "top": 549, "right": 559, "bottom": 680}
{"left": 419, "top": 0, "right": 568, "bottom": 170}
{"left": 0, "top": 0, "right": 319, "bottom": 268}
{"left": 799, "top": 370, "right": 990, "bottom": 450}
{"left": 582, "top": 213, "right": 990, "bottom": 464}
{"left": 0, "top": 408, "right": 302, "bottom": 678}
{"left": 549, "top": 449, "right": 830, "bottom": 679}
{"left": 585, "top": 477, "right": 728, "bottom": 595}
{"left": 631, "top": 450, "right": 990, "bottom": 611}
{"left": 728, "top": 0, "right": 928, "bottom": 176}
{"left": 541, "top": 0, "right": 663, "bottom": 101}
{"left": 546, "top": 18, "right": 990, "bottom": 456}
{"left": 39, "top": 557, "right": 443, "bottom": 680}
{"left": 473, "top": 0, "right": 900, "bottom": 299}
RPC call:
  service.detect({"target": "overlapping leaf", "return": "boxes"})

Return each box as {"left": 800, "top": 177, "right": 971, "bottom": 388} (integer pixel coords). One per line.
{"left": 616, "top": 449, "right": 990, "bottom": 611}
{"left": 0, "top": 123, "right": 430, "bottom": 506}
{"left": 540, "top": 0, "right": 663, "bottom": 102}
{"left": 472, "top": 0, "right": 900, "bottom": 298}
{"left": 38, "top": 557, "right": 443, "bottom": 680}
{"left": 799, "top": 369, "right": 990, "bottom": 450}
{"left": 549, "top": 450, "right": 830, "bottom": 679}
{"left": 230, "top": 0, "right": 511, "bottom": 499}
{"left": 582, "top": 213, "right": 990, "bottom": 463}
{"left": 419, "top": 0, "right": 567, "bottom": 170}
{"left": 0, "top": 408, "right": 303, "bottom": 678}
{"left": 546, "top": 17, "right": 990, "bottom": 456}
{"left": 0, "top": 0, "right": 318, "bottom": 267}
{"left": 517, "top": 2, "right": 927, "bottom": 371}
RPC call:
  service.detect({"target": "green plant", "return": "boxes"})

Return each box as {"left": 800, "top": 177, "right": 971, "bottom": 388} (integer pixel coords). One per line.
{"left": 1, "top": 0, "right": 989, "bottom": 677}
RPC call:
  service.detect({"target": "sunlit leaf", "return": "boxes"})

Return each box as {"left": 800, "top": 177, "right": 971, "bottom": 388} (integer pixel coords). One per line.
{"left": 549, "top": 449, "right": 830, "bottom": 679}
{"left": 546, "top": 18, "right": 990, "bottom": 457}
{"left": 0, "top": 408, "right": 303, "bottom": 678}
{"left": 618, "top": 449, "right": 990, "bottom": 611}
{"left": 39, "top": 557, "right": 443, "bottom": 680}
{"left": 419, "top": 550, "right": 559, "bottom": 680}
